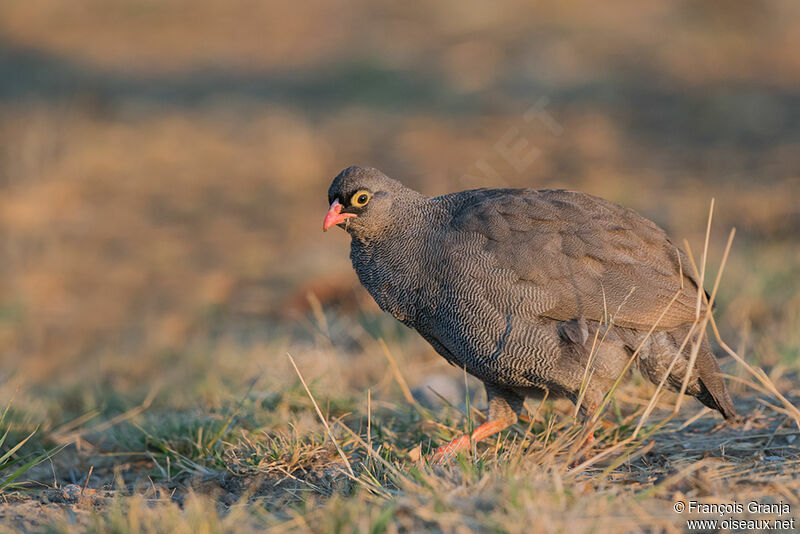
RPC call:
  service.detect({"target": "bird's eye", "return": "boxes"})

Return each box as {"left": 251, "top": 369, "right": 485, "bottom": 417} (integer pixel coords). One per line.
{"left": 351, "top": 190, "right": 371, "bottom": 207}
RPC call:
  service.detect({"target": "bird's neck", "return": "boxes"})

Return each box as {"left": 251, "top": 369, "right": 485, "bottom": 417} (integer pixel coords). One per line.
{"left": 348, "top": 200, "right": 443, "bottom": 324}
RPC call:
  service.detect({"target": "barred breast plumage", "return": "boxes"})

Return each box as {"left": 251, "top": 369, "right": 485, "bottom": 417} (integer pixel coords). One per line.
{"left": 323, "top": 166, "right": 739, "bottom": 461}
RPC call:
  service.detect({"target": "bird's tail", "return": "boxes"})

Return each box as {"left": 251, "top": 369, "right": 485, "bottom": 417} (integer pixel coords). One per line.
{"left": 631, "top": 326, "right": 738, "bottom": 421}
{"left": 693, "top": 340, "right": 739, "bottom": 421}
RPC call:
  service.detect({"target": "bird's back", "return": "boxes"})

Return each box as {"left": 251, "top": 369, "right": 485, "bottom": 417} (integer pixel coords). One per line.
{"left": 435, "top": 188, "right": 705, "bottom": 330}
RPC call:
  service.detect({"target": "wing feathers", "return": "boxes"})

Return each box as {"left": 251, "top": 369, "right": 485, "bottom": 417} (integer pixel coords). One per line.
{"left": 447, "top": 189, "right": 704, "bottom": 330}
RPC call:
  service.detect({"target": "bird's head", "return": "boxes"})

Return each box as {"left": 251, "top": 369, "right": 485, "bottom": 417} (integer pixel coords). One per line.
{"left": 323, "top": 166, "right": 423, "bottom": 239}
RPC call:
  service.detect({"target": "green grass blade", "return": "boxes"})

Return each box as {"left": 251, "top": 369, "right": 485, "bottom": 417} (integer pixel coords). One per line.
{"left": 0, "top": 445, "right": 65, "bottom": 492}
{"left": 0, "top": 429, "right": 37, "bottom": 465}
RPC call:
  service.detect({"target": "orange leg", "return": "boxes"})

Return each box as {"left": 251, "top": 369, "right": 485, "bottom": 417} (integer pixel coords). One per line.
{"left": 569, "top": 402, "right": 605, "bottom": 466}
{"left": 428, "top": 385, "right": 523, "bottom": 465}
{"left": 430, "top": 419, "right": 512, "bottom": 464}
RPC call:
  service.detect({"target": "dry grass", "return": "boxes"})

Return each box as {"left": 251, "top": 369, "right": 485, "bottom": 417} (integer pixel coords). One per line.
{"left": 1, "top": 1, "right": 799, "bottom": 532}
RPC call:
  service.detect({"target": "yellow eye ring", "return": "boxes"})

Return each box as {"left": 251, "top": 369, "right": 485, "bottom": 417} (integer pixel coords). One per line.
{"left": 350, "top": 190, "right": 371, "bottom": 207}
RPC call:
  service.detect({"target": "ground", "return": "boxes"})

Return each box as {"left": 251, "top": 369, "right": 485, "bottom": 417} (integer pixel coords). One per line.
{"left": 2, "top": 381, "right": 800, "bottom": 532}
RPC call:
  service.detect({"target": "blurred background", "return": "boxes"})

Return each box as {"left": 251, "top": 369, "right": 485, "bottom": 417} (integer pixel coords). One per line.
{"left": 1, "top": 0, "right": 798, "bottom": 423}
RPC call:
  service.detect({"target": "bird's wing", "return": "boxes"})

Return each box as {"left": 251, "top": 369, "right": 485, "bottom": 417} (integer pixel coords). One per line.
{"left": 446, "top": 189, "right": 705, "bottom": 330}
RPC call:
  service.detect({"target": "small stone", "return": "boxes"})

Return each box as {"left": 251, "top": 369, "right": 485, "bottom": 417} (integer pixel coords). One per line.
{"left": 408, "top": 444, "right": 422, "bottom": 462}
{"left": 61, "top": 484, "right": 82, "bottom": 501}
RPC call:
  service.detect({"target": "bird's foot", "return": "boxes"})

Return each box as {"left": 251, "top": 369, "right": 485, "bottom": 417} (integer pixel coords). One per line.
{"left": 429, "top": 434, "right": 471, "bottom": 465}
{"left": 568, "top": 431, "right": 597, "bottom": 468}
{"left": 429, "top": 419, "right": 513, "bottom": 464}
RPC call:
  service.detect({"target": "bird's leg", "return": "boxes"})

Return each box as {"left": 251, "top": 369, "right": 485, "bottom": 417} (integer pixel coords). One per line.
{"left": 579, "top": 406, "right": 597, "bottom": 446}
{"left": 431, "top": 385, "right": 523, "bottom": 464}
{"left": 571, "top": 397, "right": 605, "bottom": 465}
